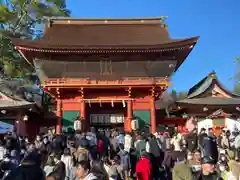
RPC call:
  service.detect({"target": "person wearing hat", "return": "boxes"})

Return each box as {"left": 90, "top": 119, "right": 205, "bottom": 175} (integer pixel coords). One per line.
{"left": 192, "top": 156, "right": 222, "bottom": 180}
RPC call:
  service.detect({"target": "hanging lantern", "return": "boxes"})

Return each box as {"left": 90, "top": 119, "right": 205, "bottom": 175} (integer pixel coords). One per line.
{"left": 23, "top": 115, "right": 28, "bottom": 121}
{"left": 182, "top": 113, "right": 188, "bottom": 118}
{"left": 74, "top": 117, "right": 82, "bottom": 131}
{"left": 122, "top": 100, "right": 126, "bottom": 108}
{"left": 203, "top": 106, "right": 208, "bottom": 112}
{"left": 131, "top": 119, "right": 139, "bottom": 130}
{"left": 1, "top": 110, "right": 6, "bottom": 114}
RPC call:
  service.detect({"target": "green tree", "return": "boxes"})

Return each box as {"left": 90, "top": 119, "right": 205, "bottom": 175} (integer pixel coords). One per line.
{"left": 0, "top": 0, "right": 70, "bottom": 78}
{"left": 169, "top": 89, "right": 187, "bottom": 101}
{"left": 233, "top": 83, "right": 240, "bottom": 95}
{"left": 170, "top": 89, "right": 177, "bottom": 101}
{"left": 178, "top": 91, "right": 188, "bottom": 100}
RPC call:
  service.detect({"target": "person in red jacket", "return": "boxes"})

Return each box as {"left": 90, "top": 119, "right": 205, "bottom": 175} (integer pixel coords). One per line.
{"left": 97, "top": 138, "right": 103, "bottom": 159}
{"left": 136, "top": 152, "right": 152, "bottom": 180}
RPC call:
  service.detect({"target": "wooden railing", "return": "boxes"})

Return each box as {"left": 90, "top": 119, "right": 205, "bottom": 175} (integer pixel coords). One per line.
{"left": 42, "top": 77, "right": 170, "bottom": 87}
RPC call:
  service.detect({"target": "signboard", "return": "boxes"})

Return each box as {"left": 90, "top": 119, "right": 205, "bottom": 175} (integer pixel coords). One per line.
{"left": 90, "top": 114, "right": 124, "bottom": 124}
{"left": 110, "top": 115, "right": 117, "bottom": 123}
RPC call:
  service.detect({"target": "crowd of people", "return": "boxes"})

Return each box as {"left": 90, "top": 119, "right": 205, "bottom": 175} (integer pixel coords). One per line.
{"left": 0, "top": 124, "right": 240, "bottom": 180}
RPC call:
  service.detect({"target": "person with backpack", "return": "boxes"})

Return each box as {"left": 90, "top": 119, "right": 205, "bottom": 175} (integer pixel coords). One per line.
{"left": 134, "top": 135, "right": 146, "bottom": 160}
{"left": 73, "top": 138, "right": 92, "bottom": 163}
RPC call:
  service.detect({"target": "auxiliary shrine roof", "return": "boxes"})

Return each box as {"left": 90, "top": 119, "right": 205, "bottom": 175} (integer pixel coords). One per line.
{"left": 12, "top": 17, "right": 199, "bottom": 52}
{"left": 0, "top": 79, "right": 34, "bottom": 109}
{"left": 176, "top": 72, "right": 240, "bottom": 106}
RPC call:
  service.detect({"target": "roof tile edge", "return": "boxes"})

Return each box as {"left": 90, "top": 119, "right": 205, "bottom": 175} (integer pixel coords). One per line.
{"left": 47, "top": 17, "right": 168, "bottom": 25}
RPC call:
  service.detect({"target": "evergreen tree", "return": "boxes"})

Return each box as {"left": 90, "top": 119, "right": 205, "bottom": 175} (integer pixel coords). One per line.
{"left": 0, "top": 0, "right": 70, "bottom": 78}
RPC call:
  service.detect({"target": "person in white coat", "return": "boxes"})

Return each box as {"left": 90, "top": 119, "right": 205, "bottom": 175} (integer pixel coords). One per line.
{"left": 61, "top": 148, "right": 73, "bottom": 180}
{"left": 171, "top": 133, "right": 182, "bottom": 152}
{"left": 124, "top": 133, "right": 132, "bottom": 153}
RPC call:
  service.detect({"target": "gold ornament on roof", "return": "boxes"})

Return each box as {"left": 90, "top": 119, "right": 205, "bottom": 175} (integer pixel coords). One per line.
{"left": 128, "top": 87, "right": 132, "bottom": 97}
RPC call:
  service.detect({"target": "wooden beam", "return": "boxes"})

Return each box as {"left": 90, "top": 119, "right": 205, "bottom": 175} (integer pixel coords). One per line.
{"left": 42, "top": 82, "right": 171, "bottom": 87}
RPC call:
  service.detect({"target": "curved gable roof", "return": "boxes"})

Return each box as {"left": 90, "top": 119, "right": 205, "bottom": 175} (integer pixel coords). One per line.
{"left": 186, "top": 71, "right": 239, "bottom": 99}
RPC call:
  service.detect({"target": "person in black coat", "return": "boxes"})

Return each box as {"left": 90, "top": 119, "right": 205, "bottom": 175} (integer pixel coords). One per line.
{"left": 200, "top": 134, "right": 218, "bottom": 164}
{"left": 186, "top": 129, "right": 198, "bottom": 152}
{"left": 51, "top": 153, "right": 66, "bottom": 180}
{"left": 3, "top": 151, "right": 44, "bottom": 180}
{"left": 148, "top": 134, "right": 161, "bottom": 158}
{"left": 198, "top": 128, "right": 207, "bottom": 148}
{"left": 52, "top": 135, "right": 65, "bottom": 154}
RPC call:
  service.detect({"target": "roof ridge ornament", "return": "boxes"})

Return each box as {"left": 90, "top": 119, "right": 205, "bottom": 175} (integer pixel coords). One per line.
{"left": 209, "top": 71, "right": 216, "bottom": 79}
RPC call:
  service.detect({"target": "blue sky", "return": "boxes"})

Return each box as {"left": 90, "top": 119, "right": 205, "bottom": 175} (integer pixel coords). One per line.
{"left": 66, "top": 0, "right": 240, "bottom": 92}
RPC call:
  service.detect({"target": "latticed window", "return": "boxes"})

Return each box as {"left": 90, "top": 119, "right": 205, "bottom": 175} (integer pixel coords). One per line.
{"left": 100, "top": 60, "right": 112, "bottom": 75}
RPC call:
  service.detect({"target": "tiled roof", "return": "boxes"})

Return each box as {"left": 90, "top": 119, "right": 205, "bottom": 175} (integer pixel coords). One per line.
{"left": 12, "top": 18, "right": 199, "bottom": 51}
{"left": 0, "top": 79, "right": 34, "bottom": 109}
{"left": 186, "top": 72, "right": 239, "bottom": 99}
{"left": 177, "top": 97, "right": 240, "bottom": 105}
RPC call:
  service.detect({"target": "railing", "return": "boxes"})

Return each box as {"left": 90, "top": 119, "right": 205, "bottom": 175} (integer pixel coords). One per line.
{"left": 43, "top": 77, "right": 170, "bottom": 86}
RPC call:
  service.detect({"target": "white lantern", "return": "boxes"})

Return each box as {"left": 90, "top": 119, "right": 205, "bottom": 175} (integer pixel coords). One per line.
{"left": 1, "top": 110, "right": 6, "bottom": 114}
{"left": 74, "top": 119, "right": 81, "bottom": 131}
{"left": 23, "top": 115, "right": 28, "bottom": 121}
{"left": 131, "top": 119, "right": 139, "bottom": 130}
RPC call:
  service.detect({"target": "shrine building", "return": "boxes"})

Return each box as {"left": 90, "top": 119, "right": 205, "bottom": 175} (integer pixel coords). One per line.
{"left": 12, "top": 17, "right": 199, "bottom": 134}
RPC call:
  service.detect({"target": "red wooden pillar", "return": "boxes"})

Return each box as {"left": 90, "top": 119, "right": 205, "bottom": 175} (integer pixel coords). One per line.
{"left": 150, "top": 98, "right": 156, "bottom": 133}
{"left": 16, "top": 113, "right": 26, "bottom": 136}
{"left": 125, "top": 100, "right": 133, "bottom": 132}
{"left": 56, "top": 99, "right": 62, "bottom": 134}
{"left": 80, "top": 100, "right": 86, "bottom": 132}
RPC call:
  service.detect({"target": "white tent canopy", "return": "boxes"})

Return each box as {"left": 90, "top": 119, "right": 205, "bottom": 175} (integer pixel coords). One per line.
{"left": 225, "top": 118, "right": 240, "bottom": 132}
{"left": 0, "top": 121, "right": 14, "bottom": 134}
{"left": 197, "top": 119, "right": 213, "bottom": 133}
